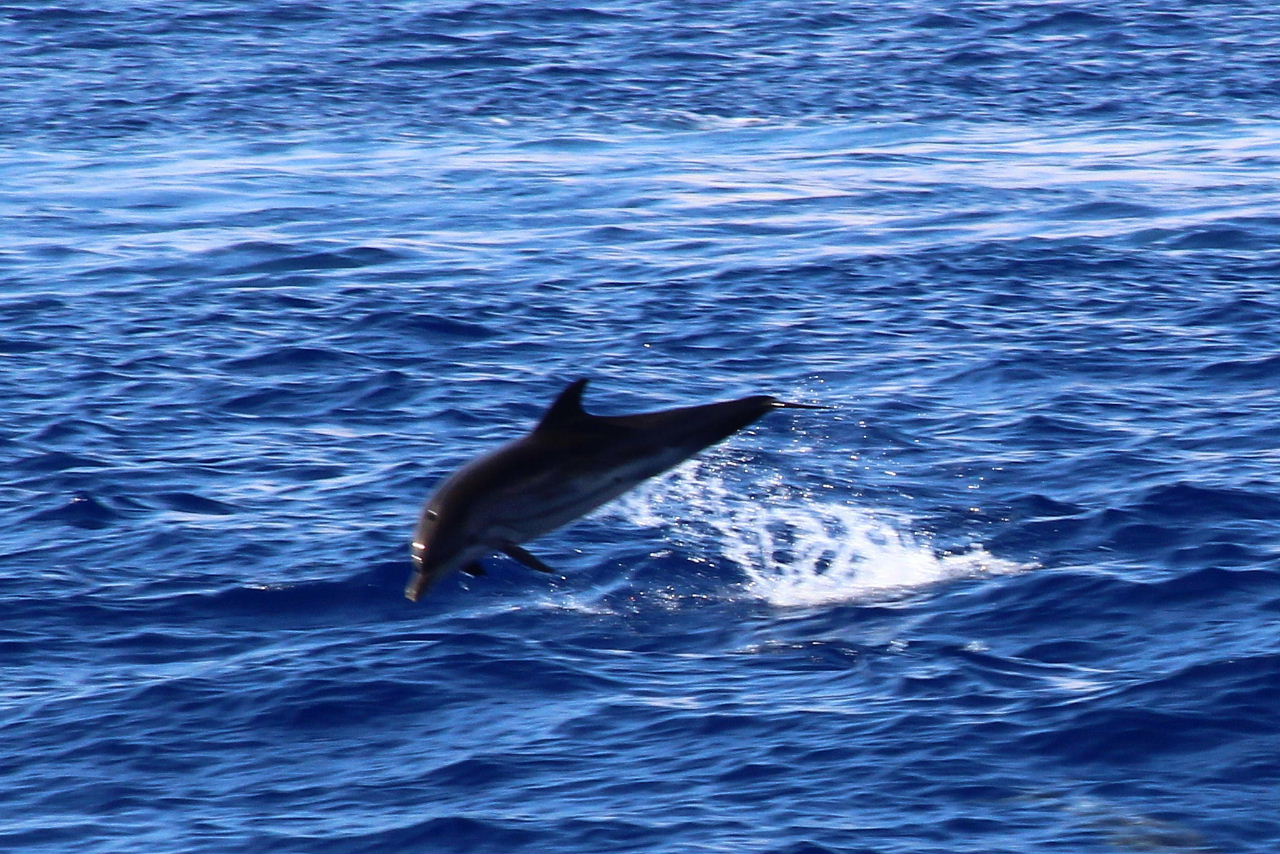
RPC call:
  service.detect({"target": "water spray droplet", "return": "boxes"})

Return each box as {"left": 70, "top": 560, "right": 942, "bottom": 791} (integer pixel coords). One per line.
{"left": 614, "top": 458, "right": 1026, "bottom": 608}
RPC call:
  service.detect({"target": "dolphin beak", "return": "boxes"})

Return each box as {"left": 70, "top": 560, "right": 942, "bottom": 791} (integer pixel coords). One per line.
{"left": 405, "top": 570, "right": 432, "bottom": 602}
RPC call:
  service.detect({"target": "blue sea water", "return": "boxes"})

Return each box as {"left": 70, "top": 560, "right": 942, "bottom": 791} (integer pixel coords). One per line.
{"left": 4, "top": 1, "right": 1280, "bottom": 851}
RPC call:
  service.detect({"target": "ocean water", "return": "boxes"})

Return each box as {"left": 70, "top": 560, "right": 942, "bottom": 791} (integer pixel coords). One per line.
{"left": 4, "top": 1, "right": 1280, "bottom": 851}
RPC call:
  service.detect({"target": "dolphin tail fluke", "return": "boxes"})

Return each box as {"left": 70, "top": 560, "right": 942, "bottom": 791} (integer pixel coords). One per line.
{"left": 501, "top": 542, "right": 558, "bottom": 575}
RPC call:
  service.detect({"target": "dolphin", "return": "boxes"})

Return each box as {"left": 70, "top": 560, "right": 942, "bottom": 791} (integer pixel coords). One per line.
{"left": 405, "top": 378, "right": 820, "bottom": 600}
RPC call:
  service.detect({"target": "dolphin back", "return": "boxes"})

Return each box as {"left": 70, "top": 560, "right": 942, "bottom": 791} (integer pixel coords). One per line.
{"left": 535, "top": 378, "right": 788, "bottom": 461}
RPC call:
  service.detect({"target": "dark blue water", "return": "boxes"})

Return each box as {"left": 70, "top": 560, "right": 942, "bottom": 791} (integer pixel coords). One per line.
{"left": 5, "top": 2, "right": 1280, "bottom": 851}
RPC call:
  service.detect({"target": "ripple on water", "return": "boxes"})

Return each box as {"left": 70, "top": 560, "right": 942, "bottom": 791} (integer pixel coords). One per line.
{"left": 4, "top": 2, "right": 1280, "bottom": 852}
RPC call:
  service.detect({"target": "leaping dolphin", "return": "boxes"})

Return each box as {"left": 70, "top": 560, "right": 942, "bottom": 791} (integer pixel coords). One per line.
{"left": 406, "top": 378, "right": 820, "bottom": 600}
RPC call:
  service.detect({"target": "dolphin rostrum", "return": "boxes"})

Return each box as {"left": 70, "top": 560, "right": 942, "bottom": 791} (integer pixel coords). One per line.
{"left": 406, "top": 378, "right": 820, "bottom": 600}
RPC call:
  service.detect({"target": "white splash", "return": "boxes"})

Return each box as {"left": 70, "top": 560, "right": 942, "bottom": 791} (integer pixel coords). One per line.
{"left": 613, "top": 458, "right": 1025, "bottom": 608}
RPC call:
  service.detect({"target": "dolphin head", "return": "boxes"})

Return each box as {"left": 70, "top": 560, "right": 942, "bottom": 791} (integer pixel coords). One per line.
{"left": 405, "top": 443, "right": 533, "bottom": 601}
{"left": 405, "top": 500, "right": 485, "bottom": 601}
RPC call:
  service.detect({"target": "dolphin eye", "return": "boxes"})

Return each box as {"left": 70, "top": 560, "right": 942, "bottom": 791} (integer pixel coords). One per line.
{"left": 425, "top": 510, "right": 439, "bottom": 522}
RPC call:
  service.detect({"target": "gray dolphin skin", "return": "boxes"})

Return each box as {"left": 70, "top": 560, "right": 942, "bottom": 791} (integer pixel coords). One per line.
{"left": 405, "top": 378, "right": 820, "bottom": 601}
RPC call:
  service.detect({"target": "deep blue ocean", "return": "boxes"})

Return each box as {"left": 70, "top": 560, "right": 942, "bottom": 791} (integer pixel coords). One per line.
{"left": 5, "top": 1, "right": 1280, "bottom": 851}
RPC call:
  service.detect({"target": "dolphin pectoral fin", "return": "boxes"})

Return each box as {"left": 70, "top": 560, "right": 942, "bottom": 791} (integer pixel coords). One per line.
{"left": 500, "top": 542, "right": 558, "bottom": 575}
{"left": 463, "top": 562, "right": 487, "bottom": 577}
{"left": 770, "top": 398, "right": 829, "bottom": 410}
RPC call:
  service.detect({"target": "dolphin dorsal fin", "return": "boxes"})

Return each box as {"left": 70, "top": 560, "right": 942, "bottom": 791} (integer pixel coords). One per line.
{"left": 535, "top": 378, "right": 590, "bottom": 432}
